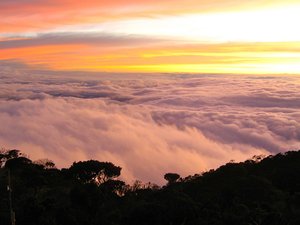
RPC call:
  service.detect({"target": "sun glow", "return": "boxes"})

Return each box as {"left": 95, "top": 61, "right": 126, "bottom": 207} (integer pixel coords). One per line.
{"left": 85, "top": 4, "right": 300, "bottom": 43}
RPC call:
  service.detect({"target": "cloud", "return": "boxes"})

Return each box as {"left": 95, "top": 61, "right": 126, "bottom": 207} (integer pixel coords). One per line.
{"left": 0, "top": 97, "right": 264, "bottom": 184}
{"left": 1, "top": 63, "right": 300, "bottom": 183}
{"left": 0, "top": 32, "right": 166, "bottom": 50}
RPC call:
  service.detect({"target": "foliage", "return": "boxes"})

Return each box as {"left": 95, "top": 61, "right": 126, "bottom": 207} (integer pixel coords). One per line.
{"left": 164, "top": 173, "right": 180, "bottom": 185}
{"left": 68, "top": 160, "right": 121, "bottom": 184}
{"left": 0, "top": 149, "right": 300, "bottom": 225}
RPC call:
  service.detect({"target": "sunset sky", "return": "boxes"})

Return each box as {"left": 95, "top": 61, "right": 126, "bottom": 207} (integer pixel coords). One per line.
{"left": 1, "top": 0, "right": 300, "bottom": 74}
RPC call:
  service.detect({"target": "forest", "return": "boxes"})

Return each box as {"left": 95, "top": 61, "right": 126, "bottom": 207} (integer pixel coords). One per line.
{"left": 0, "top": 149, "right": 300, "bottom": 225}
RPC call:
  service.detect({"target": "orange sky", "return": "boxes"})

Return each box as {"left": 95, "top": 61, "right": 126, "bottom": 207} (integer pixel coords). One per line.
{"left": 1, "top": 0, "right": 300, "bottom": 74}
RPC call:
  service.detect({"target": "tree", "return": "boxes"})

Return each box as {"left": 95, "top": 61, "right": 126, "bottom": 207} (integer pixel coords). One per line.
{"left": 34, "top": 159, "right": 56, "bottom": 169}
{"left": 68, "top": 160, "right": 121, "bottom": 184}
{"left": 164, "top": 173, "right": 180, "bottom": 185}
{"left": 0, "top": 149, "right": 22, "bottom": 167}
{"left": 4, "top": 156, "right": 32, "bottom": 169}
{"left": 100, "top": 179, "right": 127, "bottom": 195}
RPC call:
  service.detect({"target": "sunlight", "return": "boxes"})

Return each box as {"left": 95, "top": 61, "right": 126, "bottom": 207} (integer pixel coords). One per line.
{"left": 89, "top": 4, "right": 300, "bottom": 43}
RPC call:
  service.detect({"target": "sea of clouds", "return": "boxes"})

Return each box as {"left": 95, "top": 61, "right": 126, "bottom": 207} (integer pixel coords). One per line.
{"left": 1, "top": 61, "right": 300, "bottom": 184}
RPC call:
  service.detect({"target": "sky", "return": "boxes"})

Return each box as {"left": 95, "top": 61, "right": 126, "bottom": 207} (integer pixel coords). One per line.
{"left": 1, "top": 0, "right": 300, "bottom": 74}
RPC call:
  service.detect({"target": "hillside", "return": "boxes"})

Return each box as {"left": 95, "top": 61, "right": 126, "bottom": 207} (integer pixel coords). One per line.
{"left": 1, "top": 149, "right": 300, "bottom": 225}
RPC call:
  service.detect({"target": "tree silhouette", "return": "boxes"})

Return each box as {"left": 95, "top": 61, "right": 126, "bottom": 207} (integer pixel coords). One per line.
{"left": 34, "top": 159, "right": 56, "bottom": 169}
{"left": 164, "top": 173, "right": 180, "bottom": 185}
{"left": 68, "top": 160, "right": 121, "bottom": 184}
{"left": 0, "top": 149, "right": 300, "bottom": 225}
{"left": 0, "top": 149, "right": 22, "bottom": 167}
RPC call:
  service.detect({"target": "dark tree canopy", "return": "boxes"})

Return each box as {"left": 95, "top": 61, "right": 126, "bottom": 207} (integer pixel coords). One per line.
{"left": 0, "top": 149, "right": 300, "bottom": 225}
{"left": 164, "top": 173, "right": 180, "bottom": 184}
{"left": 0, "top": 149, "right": 22, "bottom": 167}
{"left": 4, "top": 156, "right": 32, "bottom": 169}
{"left": 34, "top": 159, "right": 56, "bottom": 169}
{"left": 68, "top": 160, "right": 121, "bottom": 184}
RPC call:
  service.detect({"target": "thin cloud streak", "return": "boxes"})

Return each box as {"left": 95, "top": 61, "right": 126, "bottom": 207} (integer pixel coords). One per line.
{"left": 0, "top": 32, "right": 167, "bottom": 49}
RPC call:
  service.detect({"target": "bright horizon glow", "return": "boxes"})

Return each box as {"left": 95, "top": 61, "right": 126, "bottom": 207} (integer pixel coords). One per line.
{"left": 83, "top": 4, "right": 300, "bottom": 43}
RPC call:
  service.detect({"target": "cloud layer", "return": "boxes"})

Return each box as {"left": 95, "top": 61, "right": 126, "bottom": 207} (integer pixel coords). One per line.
{"left": 1, "top": 62, "right": 300, "bottom": 183}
